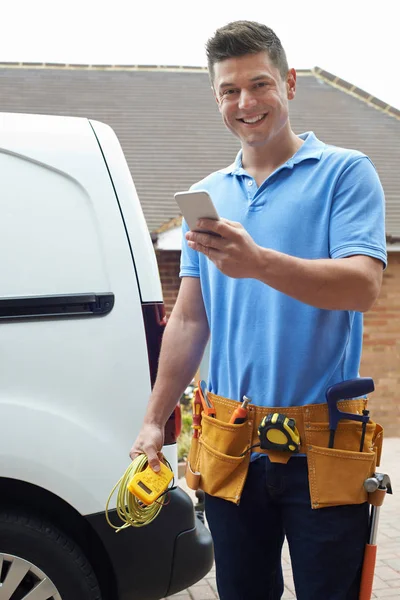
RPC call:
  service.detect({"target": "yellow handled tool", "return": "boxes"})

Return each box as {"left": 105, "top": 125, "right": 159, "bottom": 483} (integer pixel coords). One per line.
{"left": 258, "top": 413, "right": 300, "bottom": 452}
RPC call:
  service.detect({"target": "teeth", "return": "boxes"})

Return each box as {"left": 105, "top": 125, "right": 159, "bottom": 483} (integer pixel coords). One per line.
{"left": 242, "top": 115, "right": 264, "bottom": 124}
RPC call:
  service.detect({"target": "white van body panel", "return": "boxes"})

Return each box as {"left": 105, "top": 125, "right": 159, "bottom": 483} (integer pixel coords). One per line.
{"left": 90, "top": 119, "right": 163, "bottom": 303}
{"left": 0, "top": 112, "right": 169, "bottom": 514}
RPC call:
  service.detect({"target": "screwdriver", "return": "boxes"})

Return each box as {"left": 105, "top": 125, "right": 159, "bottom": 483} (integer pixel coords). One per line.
{"left": 229, "top": 396, "right": 251, "bottom": 424}
{"left": 359, "top": 409, "right": 370, "bottom": 452}
{"left": 192, "top": 390, "right": 202, "bottom": 438}
{"left": 199, "top": 380, "right": 216, "bottom": 418}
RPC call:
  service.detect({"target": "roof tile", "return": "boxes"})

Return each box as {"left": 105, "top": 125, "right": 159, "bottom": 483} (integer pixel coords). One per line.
{"left": 0, "top": 65, "right": 398, "bottom": 237}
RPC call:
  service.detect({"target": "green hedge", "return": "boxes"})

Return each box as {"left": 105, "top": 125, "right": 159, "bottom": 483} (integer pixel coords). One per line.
{"left": 177, "top": 384, "right": 195, "bottom": 461}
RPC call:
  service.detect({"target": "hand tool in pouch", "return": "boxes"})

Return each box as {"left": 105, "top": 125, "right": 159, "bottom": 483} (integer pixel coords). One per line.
{"left": 198, "top": 380, "right": 216, "bottom": 418}
{"left": 359, "top": 473, "right": 393, "bottom": 600}
{"left": 192, "top": 389, "right": 203, "bottom": 438}
{"left": 258, "top": 413, "right": 301, "bottom": 452}
{"left": 229, "top": 396, "right": 251, "bottom": 424}
{"left": 325, "top": 378, "right": 374, "bottom": 449}
{"left": 359, "top": 409, "right": 370, "bottom": 452}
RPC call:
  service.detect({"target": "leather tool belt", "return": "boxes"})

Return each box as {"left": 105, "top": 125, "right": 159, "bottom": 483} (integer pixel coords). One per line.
{"left": 185, "top": 391, "right": 383, "bottom": 508}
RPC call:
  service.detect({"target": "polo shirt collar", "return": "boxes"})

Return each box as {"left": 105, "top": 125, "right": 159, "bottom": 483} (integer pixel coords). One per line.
{"left": 219, "top": 131, "right": 324, "bottom": 175}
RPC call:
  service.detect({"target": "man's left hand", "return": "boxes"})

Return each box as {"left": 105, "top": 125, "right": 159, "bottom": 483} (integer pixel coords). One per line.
{"left": 186, "top": 218, "right": 262, "bottom": 279}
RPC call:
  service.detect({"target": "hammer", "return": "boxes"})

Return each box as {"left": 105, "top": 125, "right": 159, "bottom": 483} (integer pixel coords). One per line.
{"left": 325, "top": 378, "right": 374, "bottom": 449}
{"left": 359, "top": 473, "right": 393, "bottom": 600}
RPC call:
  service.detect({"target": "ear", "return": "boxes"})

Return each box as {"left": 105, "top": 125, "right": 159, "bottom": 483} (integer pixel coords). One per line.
{"left": 286, "top": 68, "right": 297, "bottom": 100}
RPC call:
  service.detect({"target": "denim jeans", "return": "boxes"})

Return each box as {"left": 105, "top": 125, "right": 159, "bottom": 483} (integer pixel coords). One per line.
{"left": 205, "top": 457, "right": 369, "bottom": 600}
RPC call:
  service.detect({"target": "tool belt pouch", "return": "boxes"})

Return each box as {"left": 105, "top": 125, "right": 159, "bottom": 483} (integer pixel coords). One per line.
{"left": 185, "top": 394, "right": 385, "bottom": 509}
{"left": 305, "top": 419, "right": 383, "bottom": 509}
{"left": 185, "top": 435, "right": 201, "bottom": 491}
{"left": 186, "top": 413, "right": 251, "bottom": 504}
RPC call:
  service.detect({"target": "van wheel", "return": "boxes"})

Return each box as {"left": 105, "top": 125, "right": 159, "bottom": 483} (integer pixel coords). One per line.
{"left": 0, "top": 510, "right": 102, "bottom": 599}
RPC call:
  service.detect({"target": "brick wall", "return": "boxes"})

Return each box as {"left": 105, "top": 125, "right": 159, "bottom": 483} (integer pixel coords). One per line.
{"left": 157, "top": 249, "right": 400, "bottom": 436}
{"left": 360, "top": 252, "right": 400, "bottom": 437}
{"left": 156, "top": 250, "right": 181, "bottom": 317}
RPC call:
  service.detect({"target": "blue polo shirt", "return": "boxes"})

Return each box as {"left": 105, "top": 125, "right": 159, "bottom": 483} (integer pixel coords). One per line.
{"left": 179, "top": 132, "right": 387, "bottom": 407}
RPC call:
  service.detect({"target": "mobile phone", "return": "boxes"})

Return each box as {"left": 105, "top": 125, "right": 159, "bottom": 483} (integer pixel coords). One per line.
{"left": 174, "top": 189, "right": 220, "bottom": 234}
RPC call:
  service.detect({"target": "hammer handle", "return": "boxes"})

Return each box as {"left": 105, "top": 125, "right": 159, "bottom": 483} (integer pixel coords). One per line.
{"left": 359, "top": 543, "right": 377, "bottom": 600}
{"left": 326, "top": 378, "right": 374, "bottom": 404}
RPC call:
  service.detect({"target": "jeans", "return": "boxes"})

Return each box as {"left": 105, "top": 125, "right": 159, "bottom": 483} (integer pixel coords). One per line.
{"left": 205, "top": 457, "right": 369, "bottom": 600}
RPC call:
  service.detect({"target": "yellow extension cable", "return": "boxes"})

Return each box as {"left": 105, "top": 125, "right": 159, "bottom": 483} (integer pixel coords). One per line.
{"left": 105, "top": 453, "right": 174, "bottom": 532}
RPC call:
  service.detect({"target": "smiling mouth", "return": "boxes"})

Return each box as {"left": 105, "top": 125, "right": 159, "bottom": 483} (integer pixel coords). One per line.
{"left": 239, "top": 114, "right": 267, "bottom": 124}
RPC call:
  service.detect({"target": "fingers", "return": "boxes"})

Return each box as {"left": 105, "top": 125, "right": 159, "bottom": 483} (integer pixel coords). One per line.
{"left": 130, "top": 424, "right": 164, "bottom": 472}
{"left": 186, "top": 218, "right": 242, "bottom": 248}
{"left": 186, "top": 230, "right": 223, "bottom": 250}
{"left": 187, "top": 240, "right": 217, "bottom": 259}
{"left": 146, "top": 447, "right": 161, "bottom": 472}
{"left": 129, "top": 445, "right": 161, "bottom": 472}
{"left": 198, "top": 217, "right": 240, "bottom": 235}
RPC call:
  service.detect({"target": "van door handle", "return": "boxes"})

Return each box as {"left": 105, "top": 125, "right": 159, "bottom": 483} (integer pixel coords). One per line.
{"left": 0, "top": 293, "right": 115, "bottom": 320}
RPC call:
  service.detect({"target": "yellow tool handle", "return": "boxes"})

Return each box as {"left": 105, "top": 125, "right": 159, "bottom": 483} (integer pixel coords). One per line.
{"left": 258, "top": 413, "right": 300, "bottom": 452}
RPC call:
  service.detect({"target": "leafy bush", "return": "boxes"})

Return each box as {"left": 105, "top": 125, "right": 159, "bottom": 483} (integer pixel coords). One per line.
{"left": 177, "top": 383, "right": 195, "bottom": 461}
{"left": 180, "top": 383, "right": 195, "bottom": 411}
{"left": 177, "top": 429, "right": 192, "bottom": 461}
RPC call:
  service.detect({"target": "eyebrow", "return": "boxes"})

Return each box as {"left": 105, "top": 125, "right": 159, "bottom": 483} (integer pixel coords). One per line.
{"left": 218, "top": 74, "right": 275, "bottom": 90}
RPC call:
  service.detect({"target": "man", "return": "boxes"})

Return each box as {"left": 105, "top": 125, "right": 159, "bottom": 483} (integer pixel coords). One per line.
{"left": 130, "top": 20, "right": 386, "bottom": 600}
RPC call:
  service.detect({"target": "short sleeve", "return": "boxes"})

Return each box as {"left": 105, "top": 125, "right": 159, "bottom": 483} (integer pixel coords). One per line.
{"left": 179, "top": 218, "right": 200, "bottom": 277}
{"left": 329, "top": 157, "right": 387, "bottom": 268}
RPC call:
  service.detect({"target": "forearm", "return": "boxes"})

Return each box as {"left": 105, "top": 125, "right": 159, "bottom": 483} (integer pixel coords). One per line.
{"left": 143, "top": 311, "right": 209, "bottom": 428}
{"left": 255, "top": 249, "right": 381, "bottom": 312}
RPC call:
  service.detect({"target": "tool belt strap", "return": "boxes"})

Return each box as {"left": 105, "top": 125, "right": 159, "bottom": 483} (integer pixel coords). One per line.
{"left": 207, "top": 391, "right": 368, "bottom": 462}
{"left": 186, "top": 390, "right": 383, "bottom": 507}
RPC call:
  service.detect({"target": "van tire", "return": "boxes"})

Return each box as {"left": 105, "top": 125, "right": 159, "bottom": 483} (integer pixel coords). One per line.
{"left": 0, "top": 510, "right": 102, "bottom": 599}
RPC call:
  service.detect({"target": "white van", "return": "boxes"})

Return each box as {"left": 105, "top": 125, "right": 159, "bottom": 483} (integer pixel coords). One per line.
{"left": 0, "top": 112, "right": 213, "bottom": 600}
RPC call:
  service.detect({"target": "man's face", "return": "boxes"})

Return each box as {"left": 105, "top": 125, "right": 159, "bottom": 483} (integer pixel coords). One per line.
{"left": 213, "top": 52, "right": 296, "bottom": 149}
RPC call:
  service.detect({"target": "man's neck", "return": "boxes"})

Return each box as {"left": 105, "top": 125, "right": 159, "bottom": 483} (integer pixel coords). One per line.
{"left": 242, "top": 132, "right": 304, "bottom": 187}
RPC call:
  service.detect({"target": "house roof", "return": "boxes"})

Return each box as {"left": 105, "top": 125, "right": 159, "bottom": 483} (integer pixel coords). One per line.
{"left": 1, "top": 63, "right": 399, "bottom": 245}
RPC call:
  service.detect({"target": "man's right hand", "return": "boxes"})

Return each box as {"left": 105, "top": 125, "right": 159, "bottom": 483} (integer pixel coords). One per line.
{"left": 129, "top": 423, "right": 164, "bottom": 472}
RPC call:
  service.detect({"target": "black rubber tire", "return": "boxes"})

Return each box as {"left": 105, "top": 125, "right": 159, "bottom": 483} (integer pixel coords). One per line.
{"left": 0, "top": 510, "right": 102, "bottom": 599}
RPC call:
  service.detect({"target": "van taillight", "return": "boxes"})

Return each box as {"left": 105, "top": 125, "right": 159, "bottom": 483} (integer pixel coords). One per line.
{"left": 164, "top": 405, "right": 182, "bottom": 445}
{"left": 141, "top": 302, "right": 167, "bottom": 388}
{"left": 141, "top": 302, "right": 181, "bottom": 445}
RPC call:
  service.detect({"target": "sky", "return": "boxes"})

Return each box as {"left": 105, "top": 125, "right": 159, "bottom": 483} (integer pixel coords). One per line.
{"left": 1, "top": 0, "right": 399, "bottom": 109}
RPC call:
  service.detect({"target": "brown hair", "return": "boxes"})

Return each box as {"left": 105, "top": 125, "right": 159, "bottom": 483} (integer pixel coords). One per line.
{"left": 206, "top": 20, "right": 289, "bottom": 84}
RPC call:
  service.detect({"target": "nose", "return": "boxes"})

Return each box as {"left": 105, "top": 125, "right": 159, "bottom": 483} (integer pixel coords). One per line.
{"left": 238, "top": 89, "right": 257, "bottom": 110}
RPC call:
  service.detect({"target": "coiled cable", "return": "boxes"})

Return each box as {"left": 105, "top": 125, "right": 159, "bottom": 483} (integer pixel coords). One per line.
{"left": 105, "top": 453, "right": 175, "bottom": 532}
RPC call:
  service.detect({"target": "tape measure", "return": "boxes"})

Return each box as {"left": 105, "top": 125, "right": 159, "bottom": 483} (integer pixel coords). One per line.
{"left": 258, "top": 413, "right": 301, "bottom": 452}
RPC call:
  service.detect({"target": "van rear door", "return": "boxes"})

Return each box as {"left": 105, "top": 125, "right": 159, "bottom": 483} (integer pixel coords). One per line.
{"left": 90, "top": 119, "right": 181, "bottom": 458}
{"left": 0, "top": 112, "right": 154, "bottom": 514}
